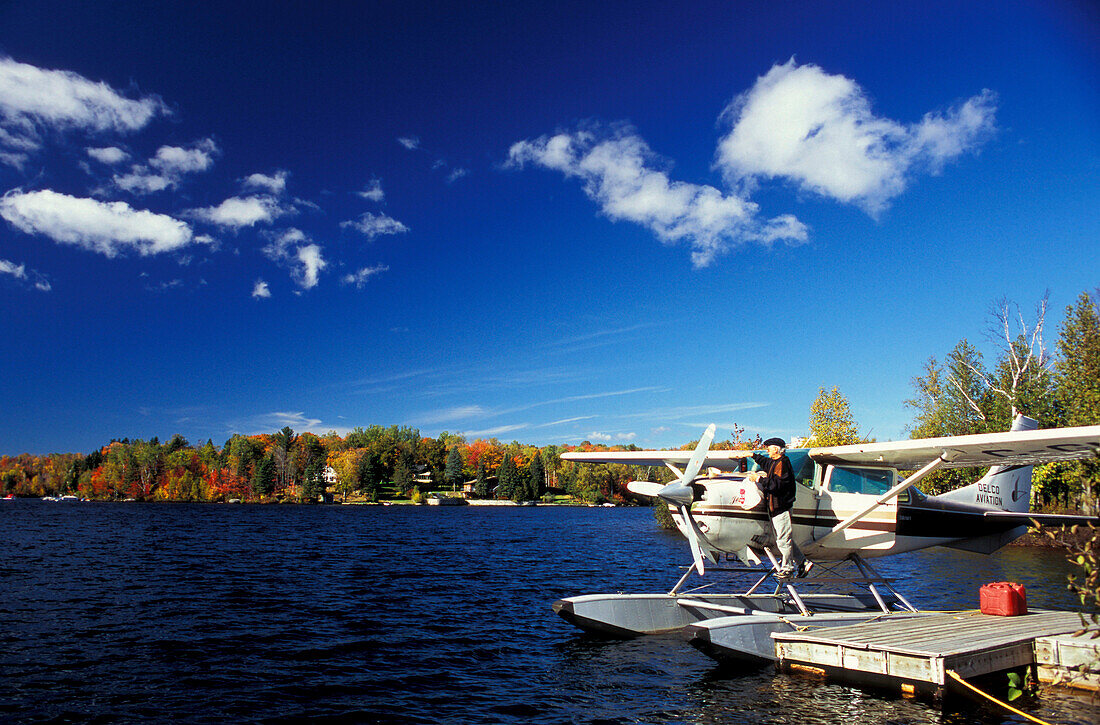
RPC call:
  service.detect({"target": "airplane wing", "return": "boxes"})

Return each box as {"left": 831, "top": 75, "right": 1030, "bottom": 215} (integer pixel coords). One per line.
{"left": 810, "top": 425, "right": 1100, "bottom": 470}
{"left": 560, "top": 450, "right": 747, "bottom": 472}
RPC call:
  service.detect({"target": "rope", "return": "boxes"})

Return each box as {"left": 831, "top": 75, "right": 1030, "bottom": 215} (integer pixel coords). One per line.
{"left": 945, "top": 669, "right": 1053, "bottom": 725}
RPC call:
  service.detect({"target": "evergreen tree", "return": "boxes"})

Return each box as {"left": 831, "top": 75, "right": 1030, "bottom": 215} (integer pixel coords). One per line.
{"left": 1056, "top": 291, "right": 1100, "bottom": 428}
{"left": 445, "top": 446, "right": 464, "bottom": 492}
{"left": 474, "top": 457, "right": 488, "bottom": 499}
{"left": 527, "top": 451, "right": 545, "bottom": 501}
{"left": 497, "top": 455, "right": 515, "bottom": 500}
{"left": 357, "top": 450, "right": 385, "bottom": 499}
{"left": 392, "top": 455, "right": 414, "bottom": 496}
{"left": 1051, "top": 291, "right": 1100, "bottom": 513}
{"left": 302, "top": 460, "right": 325, "bottom": 501}
{"left": 251, "top": 454, "right": 276, "bottom": 497}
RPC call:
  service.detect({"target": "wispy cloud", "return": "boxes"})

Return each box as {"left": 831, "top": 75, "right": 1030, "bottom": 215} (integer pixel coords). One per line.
{"left": 357, "top": 178, "right": 384, "bottom": 202}
{"left": 415, "top": 387, "right": 662, "bottom": 428}
{"left": 397, "top": 136, "right": 420, "bottom": 150}
{"left": 460, "top": 423, "right": 529, "bottom": 439}
{"left": 534, "top": 416, "right": 597, "bottom": 428}
{"left": 261, "top": 228, "right": 326, "bottom": 289}
{"left": 251, "top": 279, "right": 271, "bottom": 299}
{"left": 418, "top": 405, "right": 492, "bottom": 424}
{"left": 586, "top": 430, "right": 637, "bottom": 442}
{"left": 227, "top": 411, "right": 349, "bottom": 437}
{"left": 0, "top": 188, "right": 195, "bottom": 257}
{"left": 342, "top": 263, "right": 389, "bottom": 288}
{"left": 0, "top": 56, "right": 167, "bottom": 167}
{"left": 0, "top": 257, "right": 50, "bottom": 291}
{"left": 341, "top": 211, "right": 409, "bottom": 240}
{"left": 508, "top": 125, "right": 807, "bottom": 267}
{"left": 86, "top": 146, "right": 129, "bottom": 164}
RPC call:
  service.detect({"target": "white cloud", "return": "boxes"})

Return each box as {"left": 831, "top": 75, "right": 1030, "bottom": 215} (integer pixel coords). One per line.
{"left": 0, "top": 257, "right": 51, "bottom": 291}
{"left": 358, "top": 178, "right": 384, "bottom": 202}
{"left": 113, "top": 139, "right": 218, "bottom": 196}
{"left": 244, "top": 170, "right": 288, "bottom": 195}
{"left": 294, "top": 243, "right": 326, "bottom": 289}
{"left": 231, "top": 411, "right": 338, "bottom": 436}
{"left": 149, "top": 139, "right": 217, "bottom": 174}
{"left": 86, "top": 146, "right": 129, "bottom": 164}
{"left": 461, "top": 424, "right": 528, "bottom": 438}
{"left": 397, "top": 136, "right": 420, "bottom": 150}
{"left": 0, "top": 56, "right": 167, "bottom": 163}
{"left": 0, "top": 149, "right": 29, "bottom": 170}
{"left": 191, "top": 195, "right": 291, "bottom": 229}
{"left": 0, "top": 188, "right": 193, "bottom": 257}
{"left": 342, "top": 263, "right": 389, "bottom": 288}
{"left": 715, "top": 59, "right": 996, "bottom": 215}
{"left": 586, "top": 431, "right": 637, "bottom": 442}
{"left": 447, "top": 168, "right": 469, "bottom": 183}
{"left": 261, "top": 228, "right": 327, "bottom": 290}
{"left": 421, "top": 405, "right": 490, "bottom": 424}
{"left": 0, "top": 56, "right": 166, "bottom": 132}
{"left": 341, "top": 211, "right": 409, "bottom": 240}
{"left": 252, "top": 279, "right": 271, "bottom": 299}
{"left": 113, "top": 170, "right": 173, "bottom": 194}
{"left": 0, "top": 258, "right": 25, "bottom": 279}
{"left": 0, "top": 126, "right": 38, "bottom": 152}
{"left": 509, "top": 127, "right": 807, "bottom": 267}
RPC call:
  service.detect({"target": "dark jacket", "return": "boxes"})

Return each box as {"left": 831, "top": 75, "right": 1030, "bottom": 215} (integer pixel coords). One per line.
{"left": 752, "top": 453, "right": 796, "bottom": 515}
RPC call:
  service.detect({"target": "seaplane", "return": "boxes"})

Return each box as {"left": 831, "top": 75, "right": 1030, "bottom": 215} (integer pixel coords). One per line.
{"left": 556, "top": 415, "right": 1100, "bottom": 665}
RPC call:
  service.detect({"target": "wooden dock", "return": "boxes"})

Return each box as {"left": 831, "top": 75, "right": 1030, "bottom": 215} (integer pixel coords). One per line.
{"left": 772, "top": 610, "right": 1094, "bottom": 696}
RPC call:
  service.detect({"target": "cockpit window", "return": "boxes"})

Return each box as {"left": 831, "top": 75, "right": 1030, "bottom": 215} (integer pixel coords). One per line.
{"left": 829, "top": 467, "right": 894, "bottom": 496}
{"left": 788, "top": 450, "right": 814, "bottom": 488}
{"left": 744, "top": 449, "right": 815, "bottom": 488}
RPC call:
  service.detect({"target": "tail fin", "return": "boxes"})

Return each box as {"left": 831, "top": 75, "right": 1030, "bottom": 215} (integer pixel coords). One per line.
{"left": 935, "top": 414, "right": 1038, "bottom": 512}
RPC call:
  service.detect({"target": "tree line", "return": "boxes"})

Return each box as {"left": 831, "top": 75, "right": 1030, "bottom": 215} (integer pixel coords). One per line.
{"left": 0, "top": 424, "right": 655, "bottom": 505}
{"left": 3, "top": 290, "right": 1097, "bottom": 510}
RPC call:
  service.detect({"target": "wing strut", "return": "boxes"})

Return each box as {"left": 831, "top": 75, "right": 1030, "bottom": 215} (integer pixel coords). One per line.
{"left": 813, "top": 451, "right": 954, "bottom": 548}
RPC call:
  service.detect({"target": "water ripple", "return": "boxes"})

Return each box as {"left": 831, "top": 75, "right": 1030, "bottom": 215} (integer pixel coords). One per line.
{"left": 1, "top": 502, "right": 1095, "bottom": 724}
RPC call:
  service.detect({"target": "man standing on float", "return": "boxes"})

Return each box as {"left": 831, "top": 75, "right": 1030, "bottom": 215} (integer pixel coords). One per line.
{"left": 735, "top": 438, "right": 807, "bottom": 579}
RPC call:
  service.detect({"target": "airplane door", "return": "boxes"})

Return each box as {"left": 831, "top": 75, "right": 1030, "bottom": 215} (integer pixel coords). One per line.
{"left": 813, "top": 466, "right": 899, "bottom": 552}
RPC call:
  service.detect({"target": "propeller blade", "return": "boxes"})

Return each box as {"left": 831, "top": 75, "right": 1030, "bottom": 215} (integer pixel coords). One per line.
{"left": 626, "top": 480, "right": 665, "bottom": 497}
{"left": 655, "top": 423, "right": 716, "bottom": 504}
{"left": 681, "top": 423, "right": 716, "bottom": 484}
{"left": 677, "top": 503, "right": 707, "bottom": 574}
{"left": 658, "top": 424, "right": 717, "bottom": 575}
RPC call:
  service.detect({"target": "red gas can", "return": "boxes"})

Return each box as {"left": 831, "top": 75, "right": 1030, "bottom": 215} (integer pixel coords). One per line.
{"left": 980, "top": 581, "right": 1028, "bottom": 616}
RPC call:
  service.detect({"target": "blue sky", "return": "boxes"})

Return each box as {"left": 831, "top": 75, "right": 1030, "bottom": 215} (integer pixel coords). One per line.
{"left": 1, "top": 1, "right": 1097, "bottom": 454}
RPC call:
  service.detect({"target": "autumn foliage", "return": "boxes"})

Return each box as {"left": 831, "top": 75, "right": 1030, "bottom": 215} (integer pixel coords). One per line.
{"left": 0, "top": 425, "right": 654, "bottom": 504}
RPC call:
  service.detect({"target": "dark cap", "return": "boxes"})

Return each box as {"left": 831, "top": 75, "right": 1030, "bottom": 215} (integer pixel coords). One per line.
{"left": 762, "top": 437, "right": 786, "bottom": 449}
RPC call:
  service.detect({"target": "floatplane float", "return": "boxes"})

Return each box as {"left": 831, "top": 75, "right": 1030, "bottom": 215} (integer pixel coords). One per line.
{"left": 555, "top": 416, "right": 1100, "bottom": 665}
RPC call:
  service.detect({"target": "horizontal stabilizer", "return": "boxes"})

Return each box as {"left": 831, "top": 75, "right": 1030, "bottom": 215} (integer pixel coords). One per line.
{"left": 982, "top": 511, "right": 1100, "bottom": 527}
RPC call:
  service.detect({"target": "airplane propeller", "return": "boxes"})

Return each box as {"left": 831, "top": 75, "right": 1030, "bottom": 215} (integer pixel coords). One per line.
{"left": 657, "top": 423, "right": 716, "bottom": 574}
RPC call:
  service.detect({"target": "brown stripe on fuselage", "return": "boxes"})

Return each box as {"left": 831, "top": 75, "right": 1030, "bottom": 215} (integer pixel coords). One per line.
{"left": 689, "top": 506, "right": 898, "bottom": 533}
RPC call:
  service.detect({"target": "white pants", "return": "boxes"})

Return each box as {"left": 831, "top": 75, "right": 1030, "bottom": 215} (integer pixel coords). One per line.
{"left": 770, "top": 510, "right": 803, "bottom": 574}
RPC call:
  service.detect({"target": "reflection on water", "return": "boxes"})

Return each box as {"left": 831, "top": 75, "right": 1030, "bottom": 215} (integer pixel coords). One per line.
{"left": 0, "top": 502, "right": 1096, "bottom": 724}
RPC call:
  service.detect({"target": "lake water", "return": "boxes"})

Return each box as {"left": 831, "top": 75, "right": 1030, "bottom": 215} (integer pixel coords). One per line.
{"left": 2, "top": 501, "right": 1097, "bottom": 724}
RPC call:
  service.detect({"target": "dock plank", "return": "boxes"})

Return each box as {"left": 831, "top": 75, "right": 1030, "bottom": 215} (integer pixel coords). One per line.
{"left": 774, "top": 610, "right": 1089, "bottom": 688}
